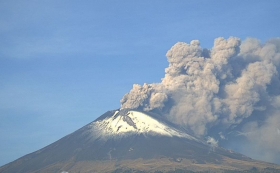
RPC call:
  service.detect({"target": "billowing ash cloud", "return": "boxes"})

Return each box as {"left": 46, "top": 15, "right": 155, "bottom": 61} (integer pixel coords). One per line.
{"left": 120, "top": 37, "right": 280, "bottom": 164}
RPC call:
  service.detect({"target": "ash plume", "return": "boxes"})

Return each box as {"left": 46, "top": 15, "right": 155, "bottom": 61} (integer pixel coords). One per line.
{"left": 120, "top": 37, "right": 280, "bottom": 164}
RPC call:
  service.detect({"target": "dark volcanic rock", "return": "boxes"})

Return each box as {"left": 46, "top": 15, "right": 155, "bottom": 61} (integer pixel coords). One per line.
{"left": 0, "top": 110, "right": 279, "bottom": 173}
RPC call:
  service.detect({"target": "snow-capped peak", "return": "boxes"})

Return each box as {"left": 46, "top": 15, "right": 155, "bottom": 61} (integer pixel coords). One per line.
{"left": 91, "top": 110, "right": 196, "bottom": 140}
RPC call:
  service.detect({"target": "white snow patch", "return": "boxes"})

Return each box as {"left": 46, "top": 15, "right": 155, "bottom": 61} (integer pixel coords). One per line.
{"left": 90, "top": 110, "right": 196, "bottom": 140}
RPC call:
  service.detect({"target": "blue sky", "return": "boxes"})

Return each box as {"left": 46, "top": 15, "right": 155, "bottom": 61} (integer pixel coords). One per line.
{"left": 1, "top": 0, "right": 280, "bottom": 166}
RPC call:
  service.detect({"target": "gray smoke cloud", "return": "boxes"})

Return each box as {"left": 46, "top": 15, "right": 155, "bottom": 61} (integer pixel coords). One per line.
{"left": 120, "top": 37, "right": 280, "bottom": 164}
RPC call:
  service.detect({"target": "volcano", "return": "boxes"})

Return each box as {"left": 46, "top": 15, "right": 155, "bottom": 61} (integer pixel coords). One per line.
{"left": 1, "top": 109, "right": 280, "bottom": 173}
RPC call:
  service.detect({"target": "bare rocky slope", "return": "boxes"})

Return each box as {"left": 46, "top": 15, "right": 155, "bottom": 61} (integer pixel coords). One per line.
{"left": 1, "top": 109, "right": 280, "bottom": 173}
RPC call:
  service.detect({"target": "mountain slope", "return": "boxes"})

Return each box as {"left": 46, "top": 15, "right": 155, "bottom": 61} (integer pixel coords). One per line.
{"left": 1, "top": 109, "right": 280, "bottom": 173}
